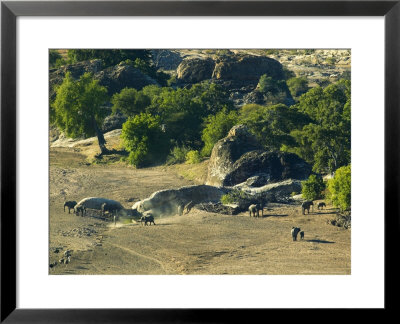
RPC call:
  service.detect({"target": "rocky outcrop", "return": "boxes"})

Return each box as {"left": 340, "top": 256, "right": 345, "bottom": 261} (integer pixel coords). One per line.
{"left": 95, "top": 62, "right": 158, "bottom": 95}
{"left": 206, "top": 125, "right": 311, "bottom": 187}
{"left": 49, "top": 60, "right": 158, "bottom": 99}
{"left": 176, "top": 57, "right": 215, "bottom": 84}
{"left": 49, "top": 59, "right": 104, "bottom": 100}
{"left": 224, "top": 150, "right": 312, "bottom": 187}
{"left": 152, "top": 49, "right": 184, "bottom": 71}
{"left": 101, "top": 112, "right": 127, "bottom": 133}
{"left": 174, "top": 53, "right": 291, "bottom": 106}
{"left": 132, "top": 185, "right": 226, "bottom": 216}
{"left": 235, "top": 179, "right": 303, "bottom": 203}
{"left": 206, "top": 125, "right": 263, "bottom": 187}
{"left": 213, "top": 55, "right": 285, "bottom": 84}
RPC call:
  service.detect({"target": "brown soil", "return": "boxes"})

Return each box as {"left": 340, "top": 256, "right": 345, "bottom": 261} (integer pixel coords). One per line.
{"left": 49, "top": 147, "right": 350, "bottom": 275}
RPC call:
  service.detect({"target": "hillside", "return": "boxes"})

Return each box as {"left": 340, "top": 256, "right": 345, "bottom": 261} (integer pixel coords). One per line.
{"left": 49, "top": 49, "right": 351, "bottom": 275}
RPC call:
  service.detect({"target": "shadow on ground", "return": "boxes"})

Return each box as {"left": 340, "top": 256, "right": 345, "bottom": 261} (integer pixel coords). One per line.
{"left": 306, "top": 239, "right": 335, "bottom": 244}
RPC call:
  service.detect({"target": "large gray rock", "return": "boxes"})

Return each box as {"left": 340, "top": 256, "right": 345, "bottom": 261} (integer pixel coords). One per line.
{"left": 49, "top": 59, "right": 104, "bottom": 100}
{"left": 206, "top": 125, "right": 312, "bottom": 187}
{"left": 176, "top": 57, "right": 215, "bottom": 83}
{"left": 235, "top": 179, "right": 303, "bottom": 203}
{"left": 152, "top": 49, "right": 184, "bottom": 71}
{"left": 75, "top": 197, "right": 124, "bottom": 211}
{"left": 212, "top": 55, "right": 285, "bottom": 84}
{"left": 101, "top": 112, "right": 127, "bottom": 132}
{"left": 224, "top": 150, "right": 312, "bottom": 187}
{"left": 49, "top": 60, "right": 158, "bottom": 98}
{"left": 95, "top": 62, "right": 158, "bottom": 95}
{"left": 132, "top": 185, "right": 226, "bottom": 216}
{"left": 206, "top": 125, "right": 263, "bottom": 187}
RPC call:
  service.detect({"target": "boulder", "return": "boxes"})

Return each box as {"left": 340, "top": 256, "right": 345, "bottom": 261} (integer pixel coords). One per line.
{"left": 206, "top": 125, "right": 263, "bottom": 187}
{"left": 176, "top": 57, "right": 215, "bottom": 83}
{"left": 206, "top": 125, "right": 312, "bottom": 187}
{"left": 132, "top": 185, "right": 226, "bottom": 216}
{"left": 224, "top": 150, "right": 312, "bottom": 187}
{"left": 101, "top": 113, "right": 127, "bottom": 132}
{"left": 235, "top": 179, "right": 303, "bottom": 203}
{"left": 212, "top": 55, "right": 285, "bottom": 84}
{"left": 49, "top": 60, "right": 158, "bottom": 99}
{"left": 94, "top": 62, "right": 158, "bottom": 95}
{"left": 151, "top": 49, "right": 183, "bottom": 71}
{"left": 49, "top": 59, "right": 104, "bottom": 100}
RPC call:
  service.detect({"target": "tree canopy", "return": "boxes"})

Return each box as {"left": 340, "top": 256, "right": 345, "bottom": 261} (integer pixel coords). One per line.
{"left": 67, "top": 49, "right": 152, "bottom": 68}
{"left": 121, "top": 113, "right": 168, "bottom": 167}
{"left": 52, "top": 72, "right": 109, "bottom": 153}
{"left": 239, "top": 103, "right": 310, "bottom": 151}
{"left": 290, "top": 80, "right": 351, "bottom": 173}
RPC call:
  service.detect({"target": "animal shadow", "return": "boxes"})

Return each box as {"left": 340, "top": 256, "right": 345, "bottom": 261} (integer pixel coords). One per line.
{"left": 262, "top": 214, "right": 289, "bottom": 218}
{"left": 306, "top": 239, "right": 335, "bottom": 244}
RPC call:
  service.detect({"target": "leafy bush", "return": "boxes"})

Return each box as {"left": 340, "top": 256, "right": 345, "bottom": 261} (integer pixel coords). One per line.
{"left": 327, "top": 164, "right": 351, "bottom": 211}
{"left": 301, "top": 174, "right": 326, "bottom": 200}
{"left": 220, "top": 189, "right": 250, "bottom": 205}
{"left": 201, "top": 108, "right": 238, "bottom": 157}
{"left": 121, "top": 113, "right": 168, "bottom": 167}
{"left": 67, "top": 49, "right": 152, "bottom": 68}
{"left": 111, "top": 88, "right": 151, "bottom": 117}
{"left": 240, "top": 103, "right": 309, "bottom": 151}
{"left": 185, "top": 150, "right": 202, "bottom": 164}
{"left": 287, "top": 77, "right": 309, "bottom": 98}
{"left": 166, "top": 145, "right": 191, "bottom": 165}
{"left": 257, "top": 74, "right": 279, "bottom": 93}
{"left": 49, "top": 50, "right": 66, "bottom": 68}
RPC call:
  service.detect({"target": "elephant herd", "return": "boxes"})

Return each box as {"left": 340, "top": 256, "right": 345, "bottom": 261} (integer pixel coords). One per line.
{"left": 63, "top": 197, "right": 156, "bottom": 226}
{"left": 247, "top": 199, "right": 327, "bottom": 242}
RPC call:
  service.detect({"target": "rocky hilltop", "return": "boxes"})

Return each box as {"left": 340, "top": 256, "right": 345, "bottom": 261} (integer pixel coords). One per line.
{"left": 49, "top": 60, "right": 158, "bottom": 101}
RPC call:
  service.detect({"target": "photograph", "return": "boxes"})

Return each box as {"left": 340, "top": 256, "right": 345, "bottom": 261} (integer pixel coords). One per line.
{"left": 49, "top": 48, "right": 351, "bottom": 275}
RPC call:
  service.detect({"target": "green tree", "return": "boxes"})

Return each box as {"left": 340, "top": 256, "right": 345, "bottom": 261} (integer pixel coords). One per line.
{"left": 201, "top": 108, "right": 239, "bottom": 156}
{"left": 239, "top": 103, "right": 310, "bottom": 151}
{"left": 287, "top": 77, "right": 309, "bottom": 98}
{"left": 256, "top": 74, "right": 292, "bottom": 105}
{"left": 257, "top": 74, "right": 282, "bottom": 94}
{"left": 49, "top": 50, "right": 66, "bottom": 68}
{"left": 290, "top": 80, "right": 351, "bottom": 173}
{"left": 301, "top": 174, "right": 325, "bottom": 200}
{"left": 327, "top": 164, "right": 351, "bottom": 211}
{"left": 67, "top": 49, "right": 152, "bottom": 68}
{"left": 52, "top": 72, "right": 109, "bottom": 154}
{"left": 145, "top": 81, "right": 233, "bottom": 148}
{"left": 111, "top": 88, "right": 151, "bottom": 117}
{"left": 121, "top": 113, "right": 168, "bottom": 167}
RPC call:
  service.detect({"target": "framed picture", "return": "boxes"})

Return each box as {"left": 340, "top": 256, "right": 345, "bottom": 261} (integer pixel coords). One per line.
{"left": 1, "top": 0, "right": 398, "bottom": 321}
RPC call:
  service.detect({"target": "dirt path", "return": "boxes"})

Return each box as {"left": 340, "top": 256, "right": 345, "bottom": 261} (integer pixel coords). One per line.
{"left": 49, "top": 147, "right": 350, "bottom": 275}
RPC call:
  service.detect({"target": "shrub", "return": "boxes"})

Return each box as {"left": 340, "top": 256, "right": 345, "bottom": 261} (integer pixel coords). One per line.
{"left": 257, "top": 74, "right": 277, "bottom": 93}
{"left": 166, "top": 145, "right": 191, "bottom": 165}
{"left": 201, "top": 108, "right": 238, "bottom": 157}
{"left": 287, "top": 77, "right": 309, "bottom": 98}
{"left": 111, "top": 88, "right": 151, "bottom": 117}
{"left": 121, "top": 113, "right": 168, "bottom": 167}
{"left": 185, "top": 150, "right": 202, "bottom": 164}
{"left": 220, "top": 189, "right": 250, "bottom": 205}
{"left": 327, "top": 164, "right": 351, "bottom": 211}
{"left": 301, "top": 174, "right": 325, "bottom": 200}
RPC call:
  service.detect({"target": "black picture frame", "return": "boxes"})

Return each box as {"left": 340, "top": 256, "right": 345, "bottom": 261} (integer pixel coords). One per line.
{"left": 1, "top": 0, "right": 398, "bottom": 322}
